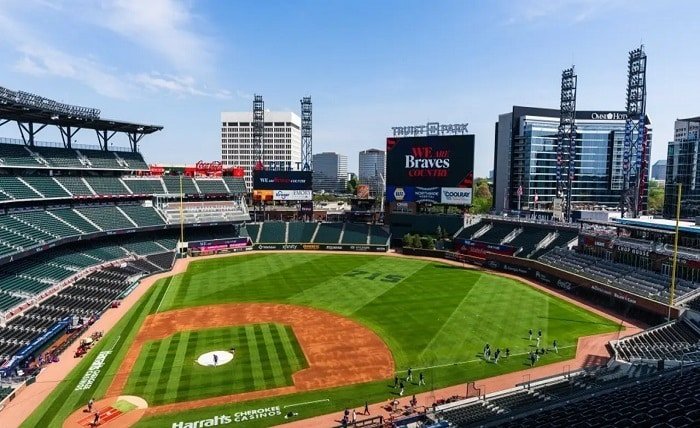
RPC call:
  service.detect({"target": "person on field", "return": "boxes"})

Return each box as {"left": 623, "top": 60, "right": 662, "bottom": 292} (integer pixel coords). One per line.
{"left": 505, "top": 348, "right": 510, "bottom": 358}
{"left": 553, "top": 339, "right": 558, "bottom": 353}
{"left": 419, "top": 372, "right": 425, "bottom": 386}
{"left": 92, "top": 411, "right": 100, "bottom": 427}
{"left": 352, "top": 409, "right": 357, "bottom": 423}
{"left": 393, "top": 375, "right": 399, "bottom": 388}
{"left": 213, "top": 353, "right": 218, "bottom": 367}
{"left": 406, "top": 367, "right": 413, "bottom": 382}
{"left": 530, "top": 352, "right": 536, "bottom": 367}
{"left": 494, "top": 348, "right": 501, "bottom": 364}
{"left": 364, "top": 401, "right": 370, "bottom": 415}
{"left": 529, "top": 329, "right": 533, "bottom": 340}
{"left": 536, "top": 335, "right": 541, "bottom": 347}
{"left": 87, "top": 398, "right": 94, "bottom": 413}
{"left": 399, "top": 381, "right": 404, "bottom": 396}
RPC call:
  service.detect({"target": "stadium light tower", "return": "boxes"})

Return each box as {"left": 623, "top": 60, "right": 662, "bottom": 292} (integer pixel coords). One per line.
{"left": 253, "top": 94, "right": 265, "bottom": 170}
{"left": 620, "top": 45, "right": 648, "bottom": 218}
{"left": 556, "top": 66, "right": 577, "bottom": 222}
{"left": 301, "top": 97, "right": 312, "bottom": 171}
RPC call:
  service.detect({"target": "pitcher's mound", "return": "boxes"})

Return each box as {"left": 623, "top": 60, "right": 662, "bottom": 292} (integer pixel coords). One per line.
{"left": 197, "top": 350, "right": 234, "bottom": 367}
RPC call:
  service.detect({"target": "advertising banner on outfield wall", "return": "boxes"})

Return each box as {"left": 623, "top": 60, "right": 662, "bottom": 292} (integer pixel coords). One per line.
{"left": 254, "top": 244, "right": 387, "bottom": 252}
{"left": 272, "top": 190, "right": 313, "bottom": 201}
{"left": 415, "top": 187, "right": 441, "bottom": 203}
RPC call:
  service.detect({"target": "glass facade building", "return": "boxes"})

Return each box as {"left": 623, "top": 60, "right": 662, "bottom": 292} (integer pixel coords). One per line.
{"left": 664, "top": 117, "right": 700, "bottom": 218}
{"left": 312, "top": 152, "right": 348, "bottom": 193}
{"left": 358, "top": 149, "right": 385, "bottom": 198}
{"left": 494, "top": 106, "right": 651, "bottom": 212}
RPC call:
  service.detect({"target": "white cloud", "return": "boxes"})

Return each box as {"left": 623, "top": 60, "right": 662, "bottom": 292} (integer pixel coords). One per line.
{"left": 131, "top": 72, "right": 232, "bottom": 99}
{"left": 96, "top": 0, "right": 213, "bottom": 73}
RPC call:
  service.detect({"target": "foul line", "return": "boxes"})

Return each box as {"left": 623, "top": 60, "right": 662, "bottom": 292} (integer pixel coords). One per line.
{"left": 154, "top": 279, "right": 172, "bottom": 314}
{"left": 283, "top": 398, "right": 330, "bottom": 408}
{"left": 396, "top": 345, "right": 575, "bottom": 372}
{"left": 105, "top": 335, "right": 121, "bottom": 352}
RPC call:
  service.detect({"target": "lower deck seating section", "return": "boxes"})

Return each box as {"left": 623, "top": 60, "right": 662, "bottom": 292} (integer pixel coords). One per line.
{"left": 20, "top": 176, "right": 70, "bottom": 198}
{"left": 245, "top": 224, "right": 260, "bottom": 242}
{"left": 55, "top": 176, "right": 94, "bottom": 196}
{"left": 314, "top": 223, "right": 343, "bottom": 244}
{"left": 258, "top": 221, "right": 286, "bottom": 243}
{"left": 12, "top": 210, "right": 78, "bottom": 239}
{"left": 455, "top": 221, "right": 488, "bottom": 239}
{"left": 499, "top": 368, "right": 700, "bottom": 428}
{"left": 0, "top": 177, "right": 41, "bottom": 200}
{"left": 0, "top": 259, "right": 167, "bottom": 361}
{"left": 49, "top": 208, "right": 100, "bottom": 233}
{"left": 162, "top": 176, "right": 198, "bottom": 194}
{"left": 118, "top": 204, "right": 165, "bottom": 227}
{"left": 223, "top": 176, "right": 247, "bottom": 194}
{"left": 369, "top": 225, "right": 390, "bottom": 245}
{"left": 539, "top": 247, "right": 699, "bottom": 302}
{"left": 83, "top": 176, "right": 130, "bottom": 195}
{"left": 287, "top": 222, "right": 318, "bottom": 243}
{"left": 477, "top": 222, "right": 517, "bottom": 244}
{"left": 613, "top": 319, "right": 700, "bottom": 362}
{"left": 194, "top": 179, "right": 228, "bottom": 194}
{"left": 122, "top": 178, "right": 165, "bottom": 194}
{"left": 342, "top": 223, "right": 369, "bottom": 244}
{"left": 76, "top": 206, "right": 135, "bottom": 230}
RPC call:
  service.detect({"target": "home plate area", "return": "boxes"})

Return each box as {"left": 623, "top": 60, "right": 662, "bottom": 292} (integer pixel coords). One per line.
{"left": 68, "top": 395, "right": 148, "bottom": 428}
{"left": 197, "top": 350, "right": 234, "bottom": 367}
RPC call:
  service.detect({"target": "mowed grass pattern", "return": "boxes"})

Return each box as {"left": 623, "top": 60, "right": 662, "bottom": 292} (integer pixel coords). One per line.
{"left": 123, "top": 324, "right": 307, "bottom": 405}
{"left": 161, "top": 254, "right": 619, "bottom": 378}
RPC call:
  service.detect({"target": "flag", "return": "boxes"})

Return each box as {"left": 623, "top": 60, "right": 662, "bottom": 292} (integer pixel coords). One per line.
{"left": 534, "top": 192, "right": 539, "bottom": 203}
{"left": 517, "top": 185, "right": 523, "bottom": 197}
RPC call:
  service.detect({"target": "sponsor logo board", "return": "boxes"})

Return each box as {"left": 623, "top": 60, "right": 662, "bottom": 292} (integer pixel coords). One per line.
{"left": 272, "top": 190, "right": 312, "bottom": 201}
{"left": 386, "top": 186, "right": 415, "bottom": 202}
{"left": 440, "top": 187, "right": 472, "bottom": 205}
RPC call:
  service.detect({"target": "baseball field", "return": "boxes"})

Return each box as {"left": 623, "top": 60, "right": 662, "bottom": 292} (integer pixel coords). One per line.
{"left": 23, "top": 253, "right": 621, "bottom": 427}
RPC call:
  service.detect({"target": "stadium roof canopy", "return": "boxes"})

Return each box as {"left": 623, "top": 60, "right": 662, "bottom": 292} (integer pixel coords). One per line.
{"left": 615, "top": 217, "right": 700, "bottom": 236}
{"left": 0, "top": 85, "right": 162, "bottom": 152}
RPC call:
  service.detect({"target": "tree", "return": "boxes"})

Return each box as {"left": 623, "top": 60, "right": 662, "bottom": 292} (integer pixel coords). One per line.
{"left": 436, "top": 225, "right": 443, "bottom": 239}
{"left": 402, "top": 233, "right": 412, "bottom": 247}
{"left": 648, "top": 179, "right": 664, "bottom": 214}
{"left": 470, "top": 178, "right": 493, "bottom": 214}
{"left": 411, "top": 234, "right": 422, "bottom": 249}
{"left": 346, "top": 177, "right": 358, "bottom": 194}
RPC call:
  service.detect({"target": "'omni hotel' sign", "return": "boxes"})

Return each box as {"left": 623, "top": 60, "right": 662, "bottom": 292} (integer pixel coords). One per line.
{"left": 391, "top": 122, "right": 469, "bottom": 137}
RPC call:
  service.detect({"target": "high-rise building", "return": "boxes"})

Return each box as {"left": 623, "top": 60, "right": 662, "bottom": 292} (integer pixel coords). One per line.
{"left": 220, "top": 111, "right": 302, "bottom": 189}
{"left": 313, "top": 152, "right": 348, "bottom": 193}
{"left": 358, "top": 148, "right": 385, "bottom": 198}
{"left": 664, "top": 117, "right": 700, "bottom": 218}
{"left": 651, "top": 160, "right": 666, "bottom": 181}
{"left": 494, "top": 106, "right": 652, "bottom": 212}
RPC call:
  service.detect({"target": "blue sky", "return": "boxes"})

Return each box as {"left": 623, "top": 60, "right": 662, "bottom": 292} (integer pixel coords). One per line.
{"left": 0, "top": 0, "right": 698, "bottom": 177}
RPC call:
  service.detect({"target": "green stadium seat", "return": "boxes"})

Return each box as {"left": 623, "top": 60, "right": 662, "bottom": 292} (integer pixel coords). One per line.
{"left": 122, "top": 178, "right": 165, "bottom": 194}
{"left": 369, "top": 225, "right": 390, "bottom": 245}
{"left": 21, "top": 177, "right": 71, "bottom": 198}
{"left": 55, "top": 177, "right": 94, "bottom": 196}
{"left": 162, "top": 176, "right": 199, "bottom": 194}
{"left": 223, "top": 176, "right": 247, "bottom": 194}
{"left": 31, "top": 146, "right": 84, "bottom": 168}
{"left": 194, "top": 178, "right": 228, "bottom": 194}
{"left": 49, "top": 209, "right": 100, "bottom": 233}
{"left": 0, "top": 143, "right": 42, "bottom": 167}
{"left": 314, "top": 223, "right": 343, "bottom": 244}
{"left": 287, "top": 222, "right": 317, "bottom": 243}
{"left": 258, "top": 222, "right": 286, "bottom": 243}
{"left": 0, "top": 177, "right": 42, "bottom": 200}
{"left": 119, "top": 205, "right": 165, "bottom": 227}
{"left": 12, "top": 210, "right": 81, "bottom": 239}
{"left": 342, "top": 223, "right": 369, "bottom": 244}
{"left": 76, "top": 206, "right": 135, "bottom": 230}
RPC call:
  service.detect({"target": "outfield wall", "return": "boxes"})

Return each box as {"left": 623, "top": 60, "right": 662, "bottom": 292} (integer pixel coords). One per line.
{"left": 253, "top": 243, "right": 388, "bottom": 252}
{"left": 401, "top": 248, "right": 676, "bottom": 323}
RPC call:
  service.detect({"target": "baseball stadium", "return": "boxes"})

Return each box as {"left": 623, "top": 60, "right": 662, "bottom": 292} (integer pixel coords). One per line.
{"left": 0, "top": 85, "right": 699, "bottom": 428}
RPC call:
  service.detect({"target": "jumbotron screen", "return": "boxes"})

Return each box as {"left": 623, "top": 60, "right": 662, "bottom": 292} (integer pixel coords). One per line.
{"left": 252, "top": 171, "right": 312, "bottom": 191}
{"left": 386, "top": 135, "right": 474, "bottom": 205}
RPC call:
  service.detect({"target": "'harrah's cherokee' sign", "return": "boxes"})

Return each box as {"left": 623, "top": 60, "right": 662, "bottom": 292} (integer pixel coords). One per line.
{"left": 386, "top": 135, "right": 475, "bottom": 188}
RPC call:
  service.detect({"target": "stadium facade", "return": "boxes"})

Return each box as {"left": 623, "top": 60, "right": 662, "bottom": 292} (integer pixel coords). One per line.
{"left": 493, "top": 106, "right": 652, "bottom": 212}
{"left": 358, "top": 148, "right": 385, "bottom": 198}
{"left": 664, "top": 116, "right": 700, "bottom": 218}
{"left": 220, "top": 111, "right": 302, "bottom": 190}
{"left": 312, "top": 152, "right": 348, "bottom": 193}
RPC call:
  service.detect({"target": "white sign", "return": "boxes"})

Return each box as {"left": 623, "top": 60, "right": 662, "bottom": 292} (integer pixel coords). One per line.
{"left": 391, "top": 122, "right": 469, "bottom": 137}
{"left": 590, "top": 112, "right": 627, "bottom": 120}
{"left": 440, "top": 187, "right": 472, "bottom": 205}
{"left": 272, "top": 190, "right": 312, "bottom": 201}
{"left": 75, "top": 351, "right": 112, "bottom": 391}
{"left": 171, "top": 406, "right": 282, "bottom": 428}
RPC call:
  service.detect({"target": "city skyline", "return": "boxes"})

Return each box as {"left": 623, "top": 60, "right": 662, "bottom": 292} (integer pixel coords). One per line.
{"left": 1, "top": 1, "right": 699, "bottom": 177}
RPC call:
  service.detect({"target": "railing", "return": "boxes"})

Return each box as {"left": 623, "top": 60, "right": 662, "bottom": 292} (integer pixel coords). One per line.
{"left": 0, "top": 137, "right": 134, "bottom": 153}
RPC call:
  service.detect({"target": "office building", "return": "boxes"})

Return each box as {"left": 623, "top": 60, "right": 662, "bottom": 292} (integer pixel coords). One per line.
{"left": 651, "top": 160, "right": 666, "bottom": 181}
{"left": 313, "top": 152, "right": 348, "bottom": 193}
{"left": 220, "top": 111, "right": 302, "bottom": 189}
{"left": 494, "top": 106, "right": 652, "bottom": 212}
{"left": 358, "top": 148, "right": 385, "bottom": 198}
{"left": 664, "top": 117, "right": 700, "bottom": 218}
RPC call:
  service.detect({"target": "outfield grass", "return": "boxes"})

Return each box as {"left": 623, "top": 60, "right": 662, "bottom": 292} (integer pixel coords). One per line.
{"left": 24, "top": 253, "right": 622, "bottom": 428}
{"left": 123, "top": 324, "right": 307, "bottom": 405}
